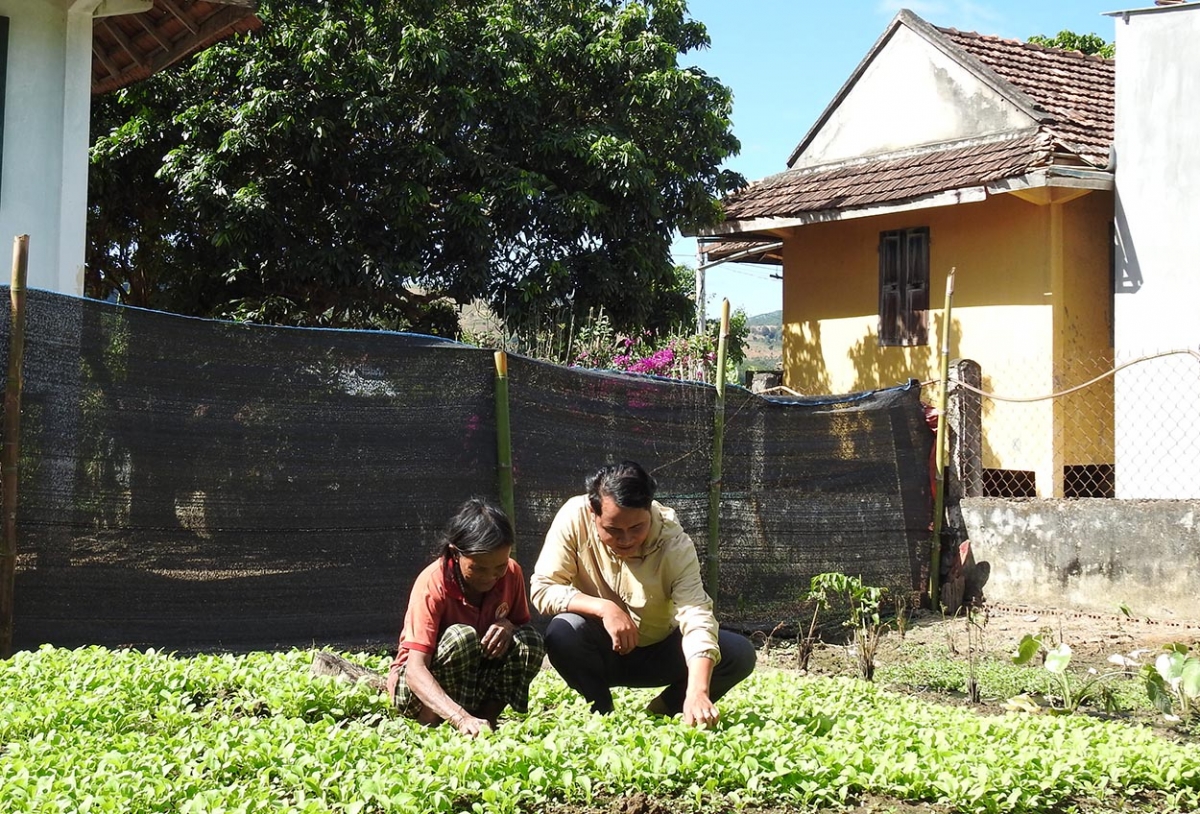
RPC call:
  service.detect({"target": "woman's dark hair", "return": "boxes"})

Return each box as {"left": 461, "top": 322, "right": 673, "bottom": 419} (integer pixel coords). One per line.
{"left": 438, "top": 498, "right": 514, "bottom": 559}
{"left": 586, "top": 461, "right": 657, "bottom": 514}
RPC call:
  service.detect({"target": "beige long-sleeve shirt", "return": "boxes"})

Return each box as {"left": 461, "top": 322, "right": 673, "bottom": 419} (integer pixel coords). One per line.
{"left": 531, "top": 495, "right": 721, "bottom": 664}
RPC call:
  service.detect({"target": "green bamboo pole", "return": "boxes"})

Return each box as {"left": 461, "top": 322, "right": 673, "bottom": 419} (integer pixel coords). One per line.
{"left": 929, "top": 268, "right": 956, "bottom": 607}
{"left": 2, "top": 235, "right": 30, "bottom": 659}
{"left": 706, "top": 299, "right": 730, "bottom": 599}
{"left": 493, "top": 351, "right": 516, "bottom": 536}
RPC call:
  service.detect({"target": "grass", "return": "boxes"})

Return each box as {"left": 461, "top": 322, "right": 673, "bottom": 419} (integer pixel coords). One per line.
{"left": 3, "top": 645, "right": 1200, "bottom": 813}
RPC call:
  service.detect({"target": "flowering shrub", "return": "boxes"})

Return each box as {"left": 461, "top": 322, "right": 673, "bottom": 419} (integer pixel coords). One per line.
{"left": 463, "top": 305, "right": 747, "bottom": 384}
{"left": 604, "top": 332, "right": 718, "bottom": 381}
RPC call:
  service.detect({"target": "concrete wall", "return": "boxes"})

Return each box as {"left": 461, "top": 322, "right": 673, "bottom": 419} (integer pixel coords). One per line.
{"left": 1111, "top": 4, "right": 1200, "bottom": 498}
{"left": 0, "top": 1, "right": 95, "bottom": 295}
{"left": 961, "top": 497, "right": 1200, "bottom": 620}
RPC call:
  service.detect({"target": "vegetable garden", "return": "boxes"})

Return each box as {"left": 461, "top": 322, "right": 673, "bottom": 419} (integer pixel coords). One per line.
{"left": 5, "top": 609, "right": 1199, "bottom": 814}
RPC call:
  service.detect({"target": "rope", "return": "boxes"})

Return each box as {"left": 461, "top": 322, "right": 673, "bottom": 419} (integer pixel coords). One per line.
{"left": 939, "top": 348, "right": 1200, "bottom": 403}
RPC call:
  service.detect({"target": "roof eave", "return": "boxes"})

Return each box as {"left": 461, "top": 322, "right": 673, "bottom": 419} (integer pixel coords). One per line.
{"left": 699, "top": 168, "right": 1113, "bottom": 237}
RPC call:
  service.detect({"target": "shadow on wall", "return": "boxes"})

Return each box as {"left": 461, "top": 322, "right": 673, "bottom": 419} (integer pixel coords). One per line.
{"left": 782, "top": 320, "right": 833, "bottom": 394}
{"left": 846, "top": 314, "right": 961, "bottom": 394}
{"left": 1113, "top": 192, "right": 1143, "bottom": 295}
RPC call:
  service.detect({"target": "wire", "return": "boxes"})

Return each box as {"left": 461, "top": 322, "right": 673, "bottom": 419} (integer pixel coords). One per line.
{"left": 945, "top": 348, "right": 1200, "bottom": 403}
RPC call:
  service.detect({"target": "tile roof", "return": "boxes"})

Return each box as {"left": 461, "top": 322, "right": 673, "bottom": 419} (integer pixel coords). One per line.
{"left": 937, "top": 27, "right": 1114, "bottom": 167}
{"left": 722, "top": 131, "right": 1054, "bottom": 221}
{"left": 92, "top": 1, "right": 261, "bottom": 95}
{"left": 708, "top": 13, "right": 1114, "bottom": 233}
{"left": 701, "top": 239, "right": 783, "bottom": 264}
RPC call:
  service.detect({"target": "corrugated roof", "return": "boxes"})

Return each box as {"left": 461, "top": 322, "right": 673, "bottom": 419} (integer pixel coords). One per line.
{"left": 722, "top": 131, "right": 1054, "bottom": 221}
{"left": 92, "top": 1, "right": 260, "bottom": 95}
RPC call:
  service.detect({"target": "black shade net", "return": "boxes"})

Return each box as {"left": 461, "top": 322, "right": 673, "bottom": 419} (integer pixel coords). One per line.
{"left": 1, "top": 290, "right": 932, "bottom": 652}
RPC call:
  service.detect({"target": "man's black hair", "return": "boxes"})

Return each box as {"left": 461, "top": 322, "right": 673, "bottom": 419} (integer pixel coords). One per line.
{"left": 586, "top": 461, "right": 657, "bottom": 514}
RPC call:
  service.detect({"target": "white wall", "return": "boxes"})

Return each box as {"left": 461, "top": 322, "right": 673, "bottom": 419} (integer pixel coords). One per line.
{"left": 1112, "top": 4, "right": 1200, "bottom": 498}
{"left": 795, "top": 25, "right": 1034, "bottom": 169}
{"left": 0, "top": 1, "right": 94, "bottom": 295}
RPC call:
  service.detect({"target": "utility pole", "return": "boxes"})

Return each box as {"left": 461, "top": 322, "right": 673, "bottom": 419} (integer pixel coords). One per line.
{"left": 695, "top": 241, "right": 706, "bottom": 336}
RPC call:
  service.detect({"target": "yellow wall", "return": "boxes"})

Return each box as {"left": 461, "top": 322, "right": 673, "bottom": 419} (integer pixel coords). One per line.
{"left": 780, "top": 189, "right": 1114, "bottom": 496}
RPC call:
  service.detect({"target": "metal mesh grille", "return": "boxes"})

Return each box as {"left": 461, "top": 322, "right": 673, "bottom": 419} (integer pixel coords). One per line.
{"left": 947, "top": 351, "right": 1200, "bottom": 500}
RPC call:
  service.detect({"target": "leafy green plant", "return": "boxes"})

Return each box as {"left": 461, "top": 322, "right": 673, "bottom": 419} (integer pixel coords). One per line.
{"left": 1143, "top": 643, "right": 1200, "bottom": 724}
{"left": 1009, "top": 634, "right": 1137, "bottom": 714}
{"left": 808, "top": 572, "right": 887, "bottom": 681}
{"left": 3, "top": 646, "right": 1200, "bottom": 813}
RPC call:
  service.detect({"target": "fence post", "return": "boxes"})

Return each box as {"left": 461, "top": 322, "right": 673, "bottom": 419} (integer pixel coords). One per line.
{"left": 706, "top": 299, "right": 730, "bottom": 600}
{"left": 948, "top": 359, "right": 983, "bottom": 498}
{"left": 2, "top": 235, "right": 29, "bottom": 659}
{"left": 493, "top": 351, "right": 516, "bottom": 536}
{"left": 929, "top": 269, "right": 955, "bottom": 605}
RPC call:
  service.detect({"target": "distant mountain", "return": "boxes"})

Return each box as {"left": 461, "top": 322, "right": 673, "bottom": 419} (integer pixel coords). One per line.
{"left": 746, "top": 309, "right": 782, "bottom": 327}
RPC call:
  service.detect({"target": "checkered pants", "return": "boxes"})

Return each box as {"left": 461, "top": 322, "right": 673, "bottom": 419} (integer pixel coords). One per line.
{"left": 393, "top": 623, "right": 545, "bottom": 718}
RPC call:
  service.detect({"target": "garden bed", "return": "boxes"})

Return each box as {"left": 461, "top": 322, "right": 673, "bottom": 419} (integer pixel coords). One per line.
{"left": 2, "top": 603, "right": 1198, "bottom": 813}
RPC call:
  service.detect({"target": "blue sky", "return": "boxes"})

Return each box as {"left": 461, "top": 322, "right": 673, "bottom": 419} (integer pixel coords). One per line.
{"left": 675, "top": 0, "right": 1122, "bottom": 318}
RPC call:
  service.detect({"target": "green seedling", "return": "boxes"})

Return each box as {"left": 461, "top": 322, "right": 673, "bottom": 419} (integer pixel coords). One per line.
{"left": 1009, "top": 634, "right": 1136, "bottom": 714}
{"left": 1142, "top": 643, "right": 1200, "bottom": 723}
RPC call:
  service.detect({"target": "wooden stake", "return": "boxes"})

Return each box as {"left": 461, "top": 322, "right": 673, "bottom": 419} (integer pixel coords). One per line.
{"left": 493, "top": 351, "right": 516, "bottom": 537}
{"left": 706, "top": 299, "right": 730, "bottom": 601}
{"left": 929, "top": 268, "right": 956, "bottom": 607}
{"left": 2, "top": 235, "right": 30, "bottom": 659}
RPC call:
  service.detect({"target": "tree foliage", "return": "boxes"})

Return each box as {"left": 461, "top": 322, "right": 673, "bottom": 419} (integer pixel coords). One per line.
{"left": 1027, "top": 30, "right": 1114, "bottom": 59}
{"left": 88, "top": 0, "right": 743, "bottom": 335}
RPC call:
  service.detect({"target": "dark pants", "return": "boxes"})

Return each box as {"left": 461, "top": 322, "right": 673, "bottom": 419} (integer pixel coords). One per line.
{"left": 544, "top": 612, "right": 756, "bottom": 714}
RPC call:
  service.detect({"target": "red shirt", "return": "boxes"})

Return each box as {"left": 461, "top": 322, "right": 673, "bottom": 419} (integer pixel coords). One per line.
{"left": 387, "top": 556, "right": 531, "bottom": 697}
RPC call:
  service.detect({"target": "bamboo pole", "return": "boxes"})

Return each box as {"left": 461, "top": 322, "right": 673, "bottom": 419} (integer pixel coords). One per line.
{"left": 493, "top": 351, "right": 516, "bottom": 536}
{"left": 706, "top": 299, "right": 730, "bottom": 599}
{"left": 2, "top": 235, "right": 30, "bottom": 659}
{"left": 929, "top": 268, "right": 956, "bottom": 606}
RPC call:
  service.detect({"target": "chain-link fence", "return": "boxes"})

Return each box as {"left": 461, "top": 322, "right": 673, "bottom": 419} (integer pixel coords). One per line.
{"left": 944, "top": 349, "right": 1200, "bottom": 500}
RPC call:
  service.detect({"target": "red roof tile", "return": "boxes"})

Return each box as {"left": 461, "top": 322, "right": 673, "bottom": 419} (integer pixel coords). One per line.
{"left": 722, "top": 131, "right": 1054, "bottom": 221}
{"left": 937, "top": 27, "right": 1114, "bottom": 167}
{"left": 707, "top": 14, "right": 1115, "bottom": 232}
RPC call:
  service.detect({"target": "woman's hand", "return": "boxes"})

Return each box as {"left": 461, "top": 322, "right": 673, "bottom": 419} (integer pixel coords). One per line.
{"left": 450, "top": 709, "right": 493, "bottom": 738}
{"left": 481, "top": 618, "right": 517, "bottom": 659}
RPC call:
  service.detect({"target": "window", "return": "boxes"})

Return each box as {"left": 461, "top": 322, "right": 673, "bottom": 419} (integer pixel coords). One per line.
{"left": 878, "top": 227, "right": 929, "bottom": 346}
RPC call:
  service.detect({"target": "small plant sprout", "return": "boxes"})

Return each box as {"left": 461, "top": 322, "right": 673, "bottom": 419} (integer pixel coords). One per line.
{"left": 798, "top": 577, "right": 835, "bottom": 672}
{"left": 1009, "top": 634, "right": 1140, "bottom": 714}
{"left": 807, "top": 572, "right": 887, "bottom": 681}
{"left": 1142, "top": 643, "right": 1200, "bottom": 723}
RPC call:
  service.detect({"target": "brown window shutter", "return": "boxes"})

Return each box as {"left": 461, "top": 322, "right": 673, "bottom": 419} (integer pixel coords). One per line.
{"left": 905, "top": 228, "right": 930, "bottom": 345}
{"left": 879, "top": 231, "right": 902, "bottom": 345}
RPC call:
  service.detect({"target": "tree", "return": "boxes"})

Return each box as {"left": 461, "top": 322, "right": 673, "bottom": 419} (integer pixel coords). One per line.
{"left": 87, "top": 0, "right": 743, "bottom": 336}
{"left": 1027, "top": 30, "right": 1114, "bottom": 58}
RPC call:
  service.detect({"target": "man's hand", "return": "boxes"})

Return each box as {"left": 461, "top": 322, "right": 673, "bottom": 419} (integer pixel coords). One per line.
{"left": 682, "top": 690, "right": 719, "bottom": 729}
{"left": 481, "top": 619, "right": 516, "bottom": 660}
{"left": 600, "top": 603, "right": 639, "bottom": 655}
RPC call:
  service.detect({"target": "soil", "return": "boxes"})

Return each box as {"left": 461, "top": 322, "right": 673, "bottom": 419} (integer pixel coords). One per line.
{"left": 548, "top": 602, "right": 1200, "bottom": 814}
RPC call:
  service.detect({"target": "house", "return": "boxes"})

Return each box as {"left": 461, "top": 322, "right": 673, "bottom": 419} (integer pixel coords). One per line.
{"left": 696, "top": 9, "right": 1117, "bottom": 499}
{"left": 1108, "top": 1, "right": 1200, "bottom": 499}
{"left": 0, "top": 1, "right": 258, "bottom": 296}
